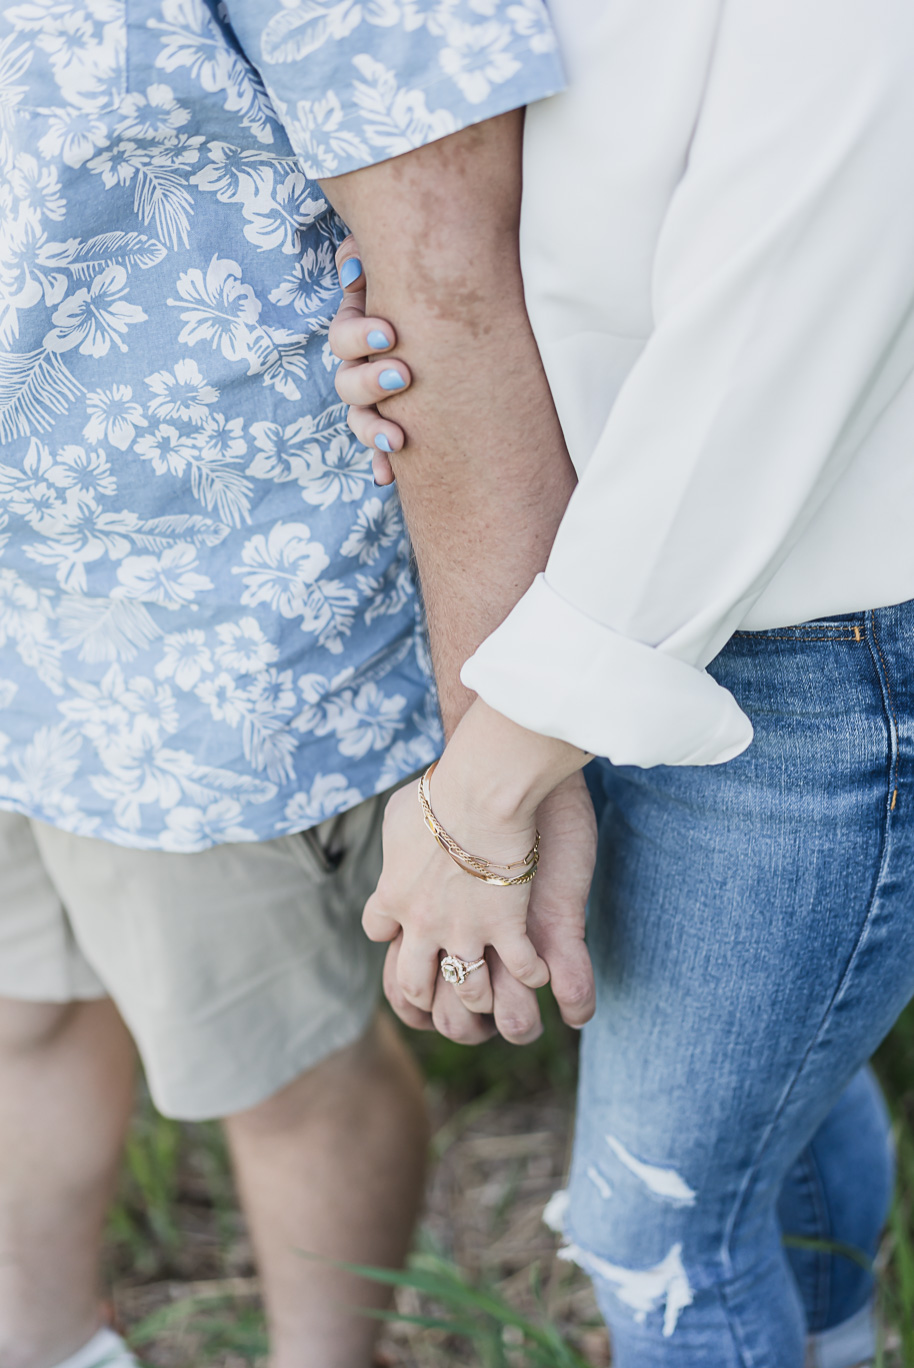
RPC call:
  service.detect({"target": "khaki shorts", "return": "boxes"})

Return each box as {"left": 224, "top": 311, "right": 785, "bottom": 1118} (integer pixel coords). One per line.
{"left": 0, "top": 797, "right": 388, "bottom": 1120}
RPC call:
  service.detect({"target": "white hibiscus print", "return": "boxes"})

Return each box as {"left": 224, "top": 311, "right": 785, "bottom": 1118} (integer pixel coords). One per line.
{"left": 197, "top": 413, "right": 246, "bottom": 463}
{"left": 196, "top": 670, "right": 247, "bottom": 726}
{"left": 296, "top": 433, "right": 373, "bottom": 509}
{"left": 115, "top": 83, "right": 191, "bottom": 142}
{"left": 134, "top": 424, "right": 195, "bottom": 477}
{"left": 38, "top": 106, "right": 111, "bottom": 169}
{"left": 154, "top": 629, "right": 213, "bottom": 690}
{"left": 44, "top": 266, "right": 148, "bottom": 356}
{"left": 340, "top": 495, "right": 401, "bottom": 565}
{"left": 246, "top": 418, "right": 312, "bottom": 483}
{"left": 121, "top": 674, "right": 180, "bottom": 745}
{"left": 9, "top": 154, "right": 66, "bottom": 223}
{"left": 439, "top": 18, "right": 521, "bottom": 102}
{"left": 146, "top": 358, "right": 219, "bottom": 424}
{"left": 59, "top": 664, "right": 134, "bottom": 752}
{"left": 87, "top": 140, "right": 139, "bottom": 189}
{"left": 243, "top": 664, "right": 297, "bottom": 715}
{"left": 214, "top": 616, "right": 278, "bottom": 673}
{"left": 161, "top": 799, "right": 256, "bottom": 850}
{"left": 113, "top": 545, "right": 214, "bottom": 609}
{"left": 317, "top": 682, "right": 407, "bottom": 758}
{"left": 280, "top": 773, "right": 363, "bottom": 831}
{"left": 83, "top": 385, "right": 148, "bottom": 452}
{"left": 46, "top": 445, "right": 117, "bottom": 504}
{"left": 268, "top": 241, "right": 338, "bottom": 316}
{"left": 506, "top": 0, "right": 556, "bottom": 52}
{"left": 168, "top": 255, "right": 272, "bottom": 373}
{"left": 233, "top": 522, "right": 330, "bottom": 618}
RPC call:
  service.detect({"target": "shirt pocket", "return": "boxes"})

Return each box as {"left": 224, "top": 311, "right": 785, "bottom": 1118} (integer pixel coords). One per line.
{"left": 3, "top": 1, "right": 128, "bottom": 116}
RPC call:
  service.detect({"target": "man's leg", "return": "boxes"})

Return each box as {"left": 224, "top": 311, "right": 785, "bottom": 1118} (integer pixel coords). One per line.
{"left": 0, "top": 997, "right": 135, "bottom": 1368}
{"left": 32, "top": 788, "right": 428, "bottom": 1368}
{"left": 225, "top": 1012, "right": 428, "bottom": 1368}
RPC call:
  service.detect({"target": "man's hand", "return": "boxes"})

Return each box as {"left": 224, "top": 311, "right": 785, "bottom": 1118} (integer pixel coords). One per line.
{"left": 525, "top": 772, "right": 597, "bottom": 1029}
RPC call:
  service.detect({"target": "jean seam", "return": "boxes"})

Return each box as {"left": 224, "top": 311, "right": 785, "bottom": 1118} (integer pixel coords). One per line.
{"left": 717, "top": 634, "right": 894, "bottom": 1364}
{"left": 732, "top": 633, "right": 862, "bottom": 643}
{"left": 784, "top": 1147, "right": 832, "bottom": 1332}
{"left": 867, "top": 611, "right": 900, "bottom": 812}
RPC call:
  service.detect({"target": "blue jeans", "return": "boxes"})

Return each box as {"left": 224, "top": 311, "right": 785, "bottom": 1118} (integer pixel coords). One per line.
{"left": 567, "top": 601, "right": 914, "bottom": 1366}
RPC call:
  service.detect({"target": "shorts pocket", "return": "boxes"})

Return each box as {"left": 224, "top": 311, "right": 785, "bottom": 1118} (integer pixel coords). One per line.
{"left": 3, "top": 1, "right": 128, "bottom": 115}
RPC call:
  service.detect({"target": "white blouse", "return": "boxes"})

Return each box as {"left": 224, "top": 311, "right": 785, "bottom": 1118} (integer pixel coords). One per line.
{"left": 461, "top": 0, "right": 914, "bottom": 766}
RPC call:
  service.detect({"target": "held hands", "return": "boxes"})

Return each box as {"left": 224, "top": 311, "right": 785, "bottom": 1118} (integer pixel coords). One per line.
{"left": 364, "top": 758, "right": 598, "bottom": 1046}
{"left": 330, "top": 236, "right": 409, "bottom": 484}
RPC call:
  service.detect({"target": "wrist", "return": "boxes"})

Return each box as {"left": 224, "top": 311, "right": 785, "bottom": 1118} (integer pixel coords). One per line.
{"left": 433, "top": 699, "right": 588, "bottom": 831}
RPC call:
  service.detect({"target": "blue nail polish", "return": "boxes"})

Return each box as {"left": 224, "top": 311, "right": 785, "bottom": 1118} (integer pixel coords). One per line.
{"left": 367, "top": 329, "right": 391, "bottom": 350}
{"left": 379, "top": 369, "right": 406, "bottom": 391}
{"left": 375, "top": 433, "right": 393, "bottom": 452}
{"left": 339, "top": 258, "right": 363, "bottom": 288}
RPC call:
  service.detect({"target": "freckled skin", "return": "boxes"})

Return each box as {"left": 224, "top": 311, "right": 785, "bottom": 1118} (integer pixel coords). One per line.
{"left": 320, "top": 110, "right": 571, "bottom": 727}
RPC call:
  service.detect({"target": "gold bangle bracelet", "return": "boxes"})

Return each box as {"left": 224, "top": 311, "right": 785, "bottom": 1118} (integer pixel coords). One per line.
{"left": 418, "top": 761, "right": 539, "bottom": 887}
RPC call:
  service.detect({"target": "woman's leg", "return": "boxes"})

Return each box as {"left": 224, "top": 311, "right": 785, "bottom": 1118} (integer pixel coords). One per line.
{"left": 563, "top": 603, "right": 914, "bottom": 1367}
{"left": 779, "top": 1065, "right": 893, "bottom": 1353}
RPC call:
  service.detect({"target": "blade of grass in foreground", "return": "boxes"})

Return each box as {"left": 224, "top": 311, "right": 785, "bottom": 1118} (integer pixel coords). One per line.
{"left": 301, "top": 1250, "right": 594, "bottom": 1368}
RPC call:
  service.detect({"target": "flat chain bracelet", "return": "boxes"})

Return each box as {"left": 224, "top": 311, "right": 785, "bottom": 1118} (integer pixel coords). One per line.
{"left": 418, "top": 761, "right": 539, "bottom": 886}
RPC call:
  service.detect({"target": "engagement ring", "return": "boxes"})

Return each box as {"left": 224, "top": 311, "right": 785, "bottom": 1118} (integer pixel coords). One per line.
{"left": 440, "top": 954, "right": 486, "bottom": 985}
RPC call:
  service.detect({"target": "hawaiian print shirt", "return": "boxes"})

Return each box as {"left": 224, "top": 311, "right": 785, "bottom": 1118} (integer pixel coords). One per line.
{"left": 0, "top": 0, "right": 563, "bottom": 850}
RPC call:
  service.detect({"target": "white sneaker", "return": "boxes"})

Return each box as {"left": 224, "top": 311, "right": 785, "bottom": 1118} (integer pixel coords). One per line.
{"left": 51, "top": 1328, "right": 139, "bottom": 1368}
{"left": 805, "top": 1300, "right": 875, "bottom": 1368}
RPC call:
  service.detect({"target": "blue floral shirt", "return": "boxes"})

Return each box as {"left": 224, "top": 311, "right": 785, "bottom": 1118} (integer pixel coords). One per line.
{"left": 0, "top": 0, "right": 563, "bottom": 850}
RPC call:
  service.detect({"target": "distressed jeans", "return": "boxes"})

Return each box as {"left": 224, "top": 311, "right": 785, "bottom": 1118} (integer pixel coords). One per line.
{"left": 562, "top": 601, "right": 914, "bottom": 1366}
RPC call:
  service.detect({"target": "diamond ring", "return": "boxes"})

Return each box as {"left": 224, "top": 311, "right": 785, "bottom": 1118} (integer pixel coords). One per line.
{"left": 440, "top": 954, "right": 487, "bottom": 985}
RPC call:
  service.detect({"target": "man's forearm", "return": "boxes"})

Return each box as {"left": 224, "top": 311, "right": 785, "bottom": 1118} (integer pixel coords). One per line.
{"left": 319, "top": 113, "right": 575, "bottom": 735}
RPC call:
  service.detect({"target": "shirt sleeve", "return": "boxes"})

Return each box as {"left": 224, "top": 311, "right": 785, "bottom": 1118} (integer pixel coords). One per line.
{"left": 223, "top": 0, "right": 565, "bottom": 179}
{"left": 461, "top": 0, "right": 914, "bottom": 767}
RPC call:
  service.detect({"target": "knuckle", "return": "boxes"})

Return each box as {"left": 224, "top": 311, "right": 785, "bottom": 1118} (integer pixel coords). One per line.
{"left": 561, "top": 975, "right": 595, "bottom": 1009}
{"left": 400, "top": 980, "right": 428, "bottom": 1005}
{"left": 499, "top": 1013, "right": 537, "bottom": 1041}
{"left": 456, "top": 984, "right": 486, "bottom": 1005}
{"left": 503, "top": 950, "right": 534, "bottom": 979}
{"left": 334, "top": 235, "right": 356, "bottom": 266}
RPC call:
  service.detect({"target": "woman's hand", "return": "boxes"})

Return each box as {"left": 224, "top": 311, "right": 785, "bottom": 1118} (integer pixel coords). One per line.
{"left": 364, "top": 700, "right": 595, "bottom": 1043}
{"left": 363, "top": 769, "right": 550, "bottom": 1023}
{"left": 330, "top": 236, "right": 410, "bottom": 485}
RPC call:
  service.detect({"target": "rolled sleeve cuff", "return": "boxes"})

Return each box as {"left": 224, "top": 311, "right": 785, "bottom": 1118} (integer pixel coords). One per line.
{"left": 460, "top": 575, "right": 754, "bottom": 768}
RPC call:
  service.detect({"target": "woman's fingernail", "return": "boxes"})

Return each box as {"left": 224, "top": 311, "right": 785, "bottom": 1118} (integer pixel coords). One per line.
{"left": 379, "top": 369, "right": 406, "bottom": 391}
{"left": 340, "top": 258, "right": 363, "bottom": 288}
{"left": 367, "top": 329, "right": 391, "bottom": 350}
{"left": 375, "top": 433, "right": 393, "bottom": 452}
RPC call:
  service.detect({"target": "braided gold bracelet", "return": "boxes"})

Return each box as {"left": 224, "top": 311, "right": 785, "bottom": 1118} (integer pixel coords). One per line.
{"left": 418, "top": 761, "right": 539, "bottom": 886}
